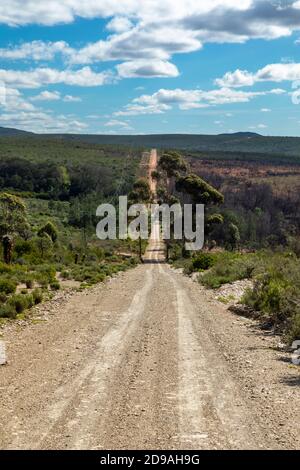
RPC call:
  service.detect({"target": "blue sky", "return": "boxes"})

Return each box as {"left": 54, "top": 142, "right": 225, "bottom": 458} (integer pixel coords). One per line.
{"left": 1, "top": 1, "right": 300, "bottom": 136}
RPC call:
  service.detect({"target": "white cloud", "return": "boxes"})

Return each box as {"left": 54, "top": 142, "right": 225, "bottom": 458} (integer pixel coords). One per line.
{"left": 0, "top": 1, "right": 251, "bottom": 27}
{"left": 117, "top": 60, "right": 179, "bottom": 78}
{"left": 216, "top": 63, "right": 300, "bottom": 87}
{"left": 69, "top": 26, "right": 201, "bottom": 66}
{"left": 0, "top": 67, "right": 112, "bottom": 89}
{"left": 106, "top": 16, "right": 133, "bottom": 33}
{"left": 31, "top": 90, "right": 61, "bottom": 101}
{"left": 0, "top": 87, "right": 87, "bottom": 133}
{"left": 2, "top": 2, "right": 300, "bottom": 83}
{"left": 105, "top": 119, "right": 133, "bottom": 130}
{"left": 261, "top": 107, "right": 271, "bottom": 112}
{"left": 0, "top": 40, "right": 72, "bottom": 61}
{"left": 115, "top": 103, "right": 171, "bottom": 116}
{"left": 30, "top": 90, "right": 82, "bottom": 103}
{"left": 215, "top": 69, "right": 255, "bottom": 87}
{"left": 0, "top": 109, "right": 88, "bottom": 133}
{"left": 105, "top": 119, "right": 127, "bottom": 126}
{"left": 115, "top": 86, "right": 279, "bottom": 116}
{"left": 249, "top": 123, "right": 268, "bottom": 130}
{"left": 1, "top": 87, "right": 36, "bottom": 112}
{"left": 63, "top": 95, "right": 82, "bottom": 102}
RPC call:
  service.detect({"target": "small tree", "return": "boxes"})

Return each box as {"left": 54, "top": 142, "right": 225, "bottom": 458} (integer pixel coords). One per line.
{"left": 38, "top": 222, "right": 58, "bottom": 243}
{"left": 36, "top": 233, "right": 53, "bottom": 258}
{"left": 176, "top": 174, "right": 224, "bottom": 254}
{"left": 159, "top": 151, "right": 188, "bottom": 194}
{"left": 0, "top": 193, "right": 29, "bottom": 264}
{"left": 129, "top": 179, "right": 152, "bottom": 204}
{"left": 176, "top": 174, "right": 224, "bottom": 205}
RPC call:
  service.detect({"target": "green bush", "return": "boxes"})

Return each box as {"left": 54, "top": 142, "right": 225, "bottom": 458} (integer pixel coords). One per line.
{"left": 26, "top": 294, "right": 35, "bottom": 308}
{"left": 192, "top": 253, "right": 216, "bottom": 271}
{"left": 0, "top": 278, "right": 17, "bottom": 295}
{"left": 61, "top": 270, "right": 71, "bottom": 280}
{"left": 201, "top": 254, "right": 257, "bottom": 289}
{"left": 14, "top": 240, "right": 33, "bottom": 257}
{"left": 287, "top": 313, "right": 300, "bottom": 344}
{"left": 32, "top": 289, "right": 43, "bottom": 305}
{"left": 0, "top": 263, "right": 12, "bottom": 275}
{"left": 38, "top": 222, "right": 58, "bottom": 242}
{"left": 37, "top": 275, "right": 49, "bottom": 289}
{"left": 25, "top": 277, "right": 34, "bottom": 289}
{"left": 50, "top": 281, "right": 60, "bottom": 291}
{"left": 0, "top": 304, "right": 17, "bottom": 319}
{"left": 8, "top": 294, "right": 28, "bottom": 314}
{"left": 241, "top": 255, "right": 300, "bottom": 343}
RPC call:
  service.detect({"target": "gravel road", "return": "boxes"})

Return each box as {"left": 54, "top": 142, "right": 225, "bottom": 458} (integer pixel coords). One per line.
{"left": 0, "top": 150, "right": 299, "bottom": 450}
{"left": 0, "top": 235, "right": 299, "bottom": 450}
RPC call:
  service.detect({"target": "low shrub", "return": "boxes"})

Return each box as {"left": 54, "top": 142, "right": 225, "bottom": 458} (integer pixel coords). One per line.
{"left": 61, "top": 270, "right": 71, "bottom": 280}
{"left": 241, "top": 255, "right": 300, "bottom": 341}
{"left": 32, "top": 288, "right": 43, "bottom": 305}
{"left": 192, "top": 253, "right": 217, "bottom": 272}
{"left": 25, "top": 277, "right": 34, "bottom": 289}
{"left": 8, "top": 294, "right": 28, "bottom": 314}
{"left": 50, "top": 281, "right": 60, "bottom": 291}
{"left": 0, "top": 278, "right": 17, "bottom": 295}
{"left": 26, "top": 294, "right": 35, "bottom": 308}
{"left": 201, "top": 254, "right": 257, "bottom": 289}
{"left": 0, "top": 304, "right": 17, "bottom": 319}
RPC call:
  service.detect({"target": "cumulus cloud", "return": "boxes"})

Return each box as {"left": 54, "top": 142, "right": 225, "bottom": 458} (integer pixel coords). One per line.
{"left": 117, "top": 60, "right": 179, "bottom": 78}
{"left": 0, "top": 1, "right": 251, "bottom": 27}
{"left": 0, "top": 40, "right": 72, "bottom": 61}
{"left": 30, "top": 90, "right": 82, "bottom": 102}
{"left": 1, "top": 87, "right": 36, "bottom": 112}
{"left": 0, "top": 110, "right": 88, "bottom": 133}
{"left": 115, "top": 86, "right": 281, "bottom": 115}
{"left": 63, "top": 95, "right": 82, "bottom": 102}
{"left": 105, "top": 119, "right": 133, "bottom": 130}
{"left": 31, "top": 90, "right": 61, "bottom": 101}
{"left": 216, "top": 63, "right": 300, "bottom": 87}
{"left": 69, "top": 26, "right": 201, "bottom": 66}
{"left": 106, "top": 16, "right": 133, "bottom": 33}
{"left": 249, "top": 123, "right": 268, "bottom": 130}
{"left": 3, "top": 2, "right": 300, "bottom": 81}
{"left": 0, "top": 67, "right": 112, "bottom": 88}
{"left": 0, "top": 86, "right": 87, "bottom": 132}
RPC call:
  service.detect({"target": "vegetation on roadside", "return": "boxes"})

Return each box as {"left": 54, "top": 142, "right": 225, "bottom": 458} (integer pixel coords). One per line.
{"left": 171, "top": 249, "right": 300, "bottom": 343}
{"left": 0, "top": 139, "right": 142, "bottom": 322}
{"left": 156, "top": 148, "right": 300, "bottom": 345}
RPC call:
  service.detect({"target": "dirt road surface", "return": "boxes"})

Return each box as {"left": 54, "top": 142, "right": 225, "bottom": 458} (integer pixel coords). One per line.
{"left": 148, "top": 149, "right": 158, "bottom": 195}
{"left": 0, "top": 150, "right": 299, "bottom": 450}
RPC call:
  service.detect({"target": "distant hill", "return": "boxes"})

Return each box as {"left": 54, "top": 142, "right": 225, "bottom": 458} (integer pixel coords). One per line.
{"left": 0, "top": 126, "right": 300, "bottom": 158}
{"left": 0, "top": 126, "right": 33, "bottom": 136}
{"left": 47, "top": 132, "right": 300, "bottom": 157}
{"left": 218, "top": 132, "right": 262, "bottom": 138}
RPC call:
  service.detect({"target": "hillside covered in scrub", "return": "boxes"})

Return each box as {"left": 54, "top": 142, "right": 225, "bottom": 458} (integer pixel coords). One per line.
{"left": 2, "top": 128, "right": 300, "bottom": 161}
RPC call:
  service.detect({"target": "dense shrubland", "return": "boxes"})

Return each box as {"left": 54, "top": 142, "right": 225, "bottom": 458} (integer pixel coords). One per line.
{"left": 171, "top": 250, "right": 300, "bottom": 343}
{"left": 157, "top": 149, "right": 300, "bottom": 345}
{"left": 0, "top": 140, "right": 141, "bottom": 322}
